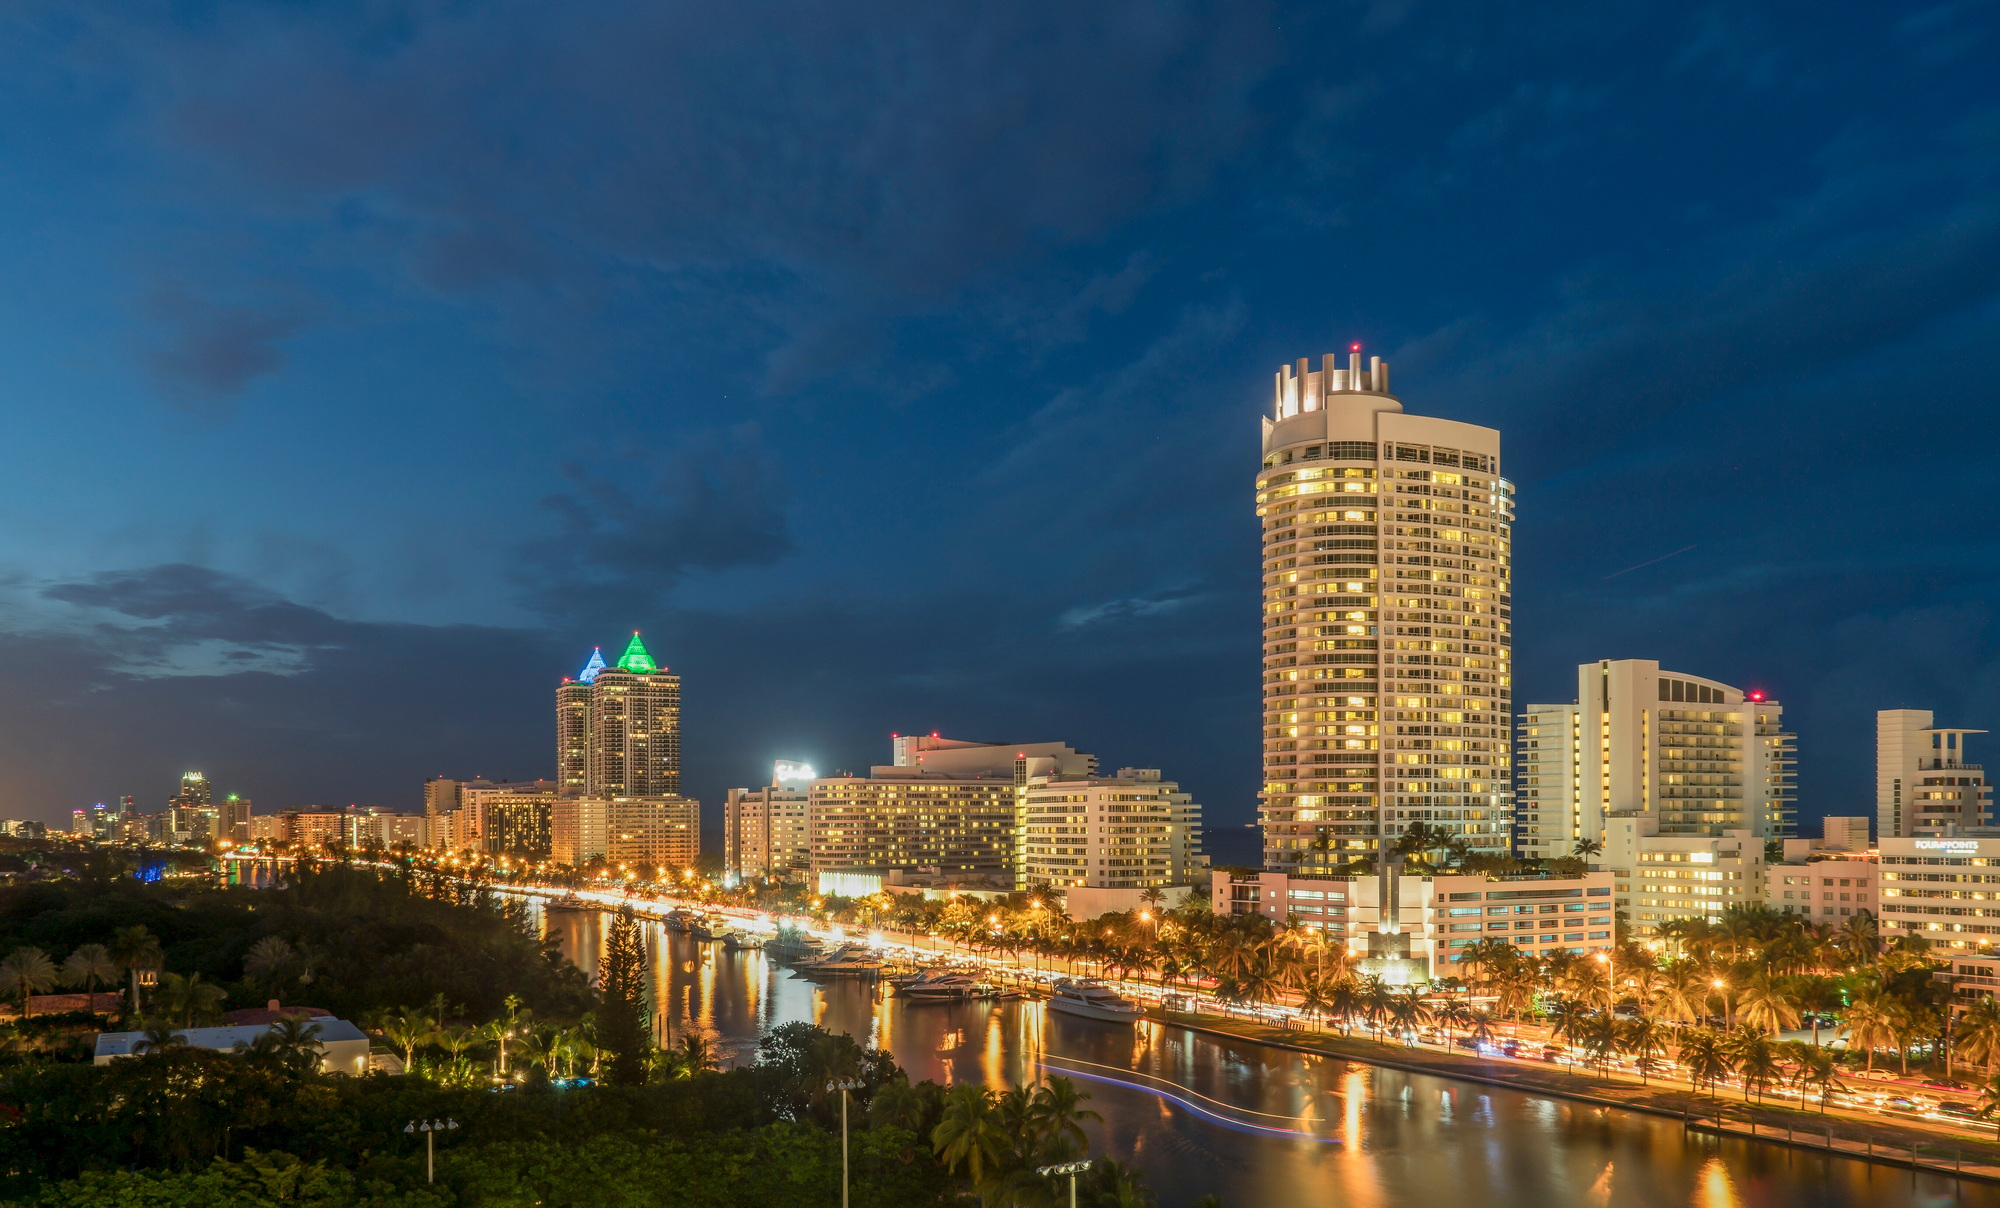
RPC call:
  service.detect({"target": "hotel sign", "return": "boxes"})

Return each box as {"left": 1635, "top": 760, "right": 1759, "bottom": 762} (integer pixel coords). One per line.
{"left": 1914, "top": 839, "right": 1982, "bottom": 856}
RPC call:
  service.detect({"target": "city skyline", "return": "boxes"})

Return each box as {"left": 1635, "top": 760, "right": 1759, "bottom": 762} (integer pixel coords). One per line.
{"left": 1, "top": 5, "right": 1997, "bottom": 842}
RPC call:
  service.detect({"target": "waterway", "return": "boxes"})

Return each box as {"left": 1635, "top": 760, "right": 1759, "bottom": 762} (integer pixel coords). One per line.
{"left": 542, "top": 905, "right": 1990, "bottom": 1208}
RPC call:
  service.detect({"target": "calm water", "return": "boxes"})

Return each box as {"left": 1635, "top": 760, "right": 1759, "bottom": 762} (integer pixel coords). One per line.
{"left": 539, "top": 903, "right": 1988, "bottom": 1208}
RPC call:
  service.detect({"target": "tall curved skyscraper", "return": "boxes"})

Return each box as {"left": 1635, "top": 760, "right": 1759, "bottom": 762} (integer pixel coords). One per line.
{"left": 1257, "top": 350, "right": 1514, "bottom": 872}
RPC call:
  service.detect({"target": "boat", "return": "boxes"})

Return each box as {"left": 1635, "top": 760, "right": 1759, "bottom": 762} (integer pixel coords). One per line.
{"left": 543, "top": 893, "right": 590, "bottom": 913}
{"left": 897, "top": 970, "right": 986, "bottom": 1001}
{"left": 765, "top": 928, "right": 821, "bottom": 961}
{"left": 664, "top": 909, "right": 698, "bottom": 933}
{"left": 720, "top": 929, "right": 764, "bottom": 951}
{"left": 796, "top": 945, "right": 884, "bottom": 978}
{"left": 1046, "top": 979, "right": 1146, "bottom": 1024}
{"left": 688, "top": 918, "right": 717, "bottom": 942}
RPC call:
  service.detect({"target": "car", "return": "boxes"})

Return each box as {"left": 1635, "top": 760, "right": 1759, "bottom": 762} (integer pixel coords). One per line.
{"left": 1883, "top": 1097, "right": 1925, "bottom": 1115}
{"left": 1938, "top": 1101, "right": 1979, "bottom": 1119}
{"left": 1499, "top": 1040, "right": 1523, "bottom": 1057}
{"left": 1852, "top": 1067, "right": 1897, "bottom": 1082}
{"left": 1922, "top": 1078, "right": 1971, "bottom": 1091}
{"left": 1538, "top": 1047, "right": 1564, "bottom": 1063}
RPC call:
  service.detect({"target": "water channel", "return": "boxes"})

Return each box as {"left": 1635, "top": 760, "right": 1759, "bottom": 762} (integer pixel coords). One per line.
{"left": 542, "top": 905, "right": 1990, "bottom": 1208}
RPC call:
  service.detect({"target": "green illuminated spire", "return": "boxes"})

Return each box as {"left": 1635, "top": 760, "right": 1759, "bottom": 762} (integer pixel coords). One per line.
{"left": 615, "top": 632, "right": 657, "bottom": 673}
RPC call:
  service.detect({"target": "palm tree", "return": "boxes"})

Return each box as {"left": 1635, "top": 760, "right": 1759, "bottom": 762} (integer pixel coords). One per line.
{"left": 242, "top": 936, "right": 298, "bottom": 997}
{"left": 60, "top": 944, "right": 118, "bottom": 1002}
{"left": 1957, "top": 997, "right": 2000, "bottom": 1079}
{"left": 1734, "top": 971, "right": 1802, "bottom": 1036}
{"left": 156, "top": 971, "right": 226, "bottom": 1027}
{"left": 931, "top": 1084, "right": 1008, "bottom": 1187}
{"left": 247, "top": 1017, "right": 324, "bottom": 1073}
{"left": 1725, "top": 1027, "right": 1780, "bottom": 1103}
{"left": 0, "top": 948, "right": 58, "bottom": 1018}
{"left": 1677, "top": 1027, "right": 1730, "bottom": 1097}
{"left": 1649, "top": 963, "right": 1704, "bottom": 1024}
{"left": 1029, "top": 1076, "right": 1101, "bottom": 1161}
{"left": 131, "top": 1021, "right": 188, "bottom": 1055}
{"left": 1359, "top": 976, "right": 1393, "bottom": 1044}
{"left": 109, "top": 926, "right": 163, "bottom": 1015}
{"left": 1786, "top": 1042, "right": 1843, "bottom": 1112}
{"left": 1387, "top": 989, "right": 1433, "bottom": 1044}
{"left": 1792, "top": 974, "right": 1841, "bottom": 1047}
{"left": 1841, "top": 992, "right": 1899, "bottom": 1073}
{"left": 1621, "top": 1017, "right": 1669, "bottom": 1084}
{"left": 1977, "top": 1073, "right": 2000, "bottom": 1142}
{"left": 381, "top": 1009, "right": 434, "bottom": 1068}
{"left": 1081, "top": 1158, "right": 1158, "bottom": 1208}
{"left": 1833, "top": 913, "right": 1880, "bottom": 968}
{"left": 1326, "top": 977, "right": 1363, "bottom": 1036}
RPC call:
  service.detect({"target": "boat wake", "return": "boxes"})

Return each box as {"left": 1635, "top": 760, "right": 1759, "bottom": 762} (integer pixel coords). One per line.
{"left": 1035, "top": 1054, "right": 1341, "bottom": 1143}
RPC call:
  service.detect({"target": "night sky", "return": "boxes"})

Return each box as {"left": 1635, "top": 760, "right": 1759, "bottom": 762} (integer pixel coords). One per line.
{"left": 2, "top": 3, "right": 1997, "bottom": 839}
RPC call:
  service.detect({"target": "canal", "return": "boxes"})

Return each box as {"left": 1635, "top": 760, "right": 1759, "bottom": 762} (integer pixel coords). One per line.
{"left": 543, "top": 906, "right": 1990, "bottom": 1208}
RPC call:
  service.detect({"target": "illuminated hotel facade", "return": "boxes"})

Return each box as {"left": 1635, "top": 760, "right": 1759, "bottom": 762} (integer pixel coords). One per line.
{"left": 1258, "top": 350, "right": 1514, "bottom": 872}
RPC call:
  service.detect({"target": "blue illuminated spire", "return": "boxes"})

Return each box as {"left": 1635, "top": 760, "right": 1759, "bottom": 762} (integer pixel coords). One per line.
{"left": 578, "top": 647, "right": 607, "bottom": 684}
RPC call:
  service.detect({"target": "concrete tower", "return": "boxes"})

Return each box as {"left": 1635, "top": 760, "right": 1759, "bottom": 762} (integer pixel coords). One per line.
{"left": 1257, "top": 349, "right": 1514, "bottom": 873}
{"left": 1877, "top": 709, "right": 1992, "bottom": 838}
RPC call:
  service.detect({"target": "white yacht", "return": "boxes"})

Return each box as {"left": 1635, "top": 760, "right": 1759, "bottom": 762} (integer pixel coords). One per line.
{"left": 1046, "top": 979, "right": 1146, "bottom": 1024}
{"left": 798, "top": 944, "right": 884, "bottom": 978}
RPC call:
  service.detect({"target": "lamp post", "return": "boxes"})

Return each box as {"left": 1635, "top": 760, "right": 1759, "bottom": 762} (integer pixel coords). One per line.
{"left": 1593, "top": 948, "right": 1614, "bottom": 1014}
{"left": 827, "top": 1077, "right": 865, "bottom": 1208}
{"left": 403, "top": 1118, "right": 458, "bottom": 1184}
{"left": 1038, "top": 1159, "right": 1094, "bottom": 1208}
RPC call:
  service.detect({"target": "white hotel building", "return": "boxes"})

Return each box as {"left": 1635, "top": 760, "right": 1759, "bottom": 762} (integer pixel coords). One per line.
{"left": 1257, "top": 350, "right": 1514, "bottom": 874}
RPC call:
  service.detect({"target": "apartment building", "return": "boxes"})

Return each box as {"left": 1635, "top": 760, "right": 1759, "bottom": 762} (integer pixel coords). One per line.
{"left": 1257, "top": 351, "right": 1514, "bottom": 874}
{"left": 1517, "top": 660, "right": 1795, "bottom": 861}
{"left": 1879, "top": 834, "right": 2000, "bottom": 952}
{"left": 723, "top": 766, "right": 811, "bottom": 882}
{"left": 1017, "top": 767, "right": 1205, "bottom": 891}
{"left": 1877, "top": 710, "right": 1992, "bottom": 839}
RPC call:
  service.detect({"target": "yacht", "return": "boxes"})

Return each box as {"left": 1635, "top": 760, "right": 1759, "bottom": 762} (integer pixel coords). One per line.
{"left": 797, "top": 945, "right": 883, "bottom": 978}
{"left": 720, "top": 929, "right": 764, "bottom": 951}
{"left": 688, "top": 917, "right": 718, "bottom": 942}
{"left": 898, "top": 970, "right": 986, "bottom": 1001}
{"left": 543, "top": 893, "right": 590, "bottom": 913}
{"left": 1047, "top": 979, "right": 1146, "bottom": 1024}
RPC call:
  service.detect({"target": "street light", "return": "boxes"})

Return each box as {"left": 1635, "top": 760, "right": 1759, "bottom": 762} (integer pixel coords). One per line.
{"left": 403, "top": 1118, "right": 458, "bottom": 1184}
{"left": 827, "top": 1078, "right": 866, "bottom": 1208}
{"left": 1038, "top": 1159, "right": 1094, "bottom": 1208}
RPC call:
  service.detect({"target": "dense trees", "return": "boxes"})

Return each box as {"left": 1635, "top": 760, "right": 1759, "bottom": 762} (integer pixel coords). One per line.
{"left": 597, "top": 907, "right": 651, "bottom": 1087}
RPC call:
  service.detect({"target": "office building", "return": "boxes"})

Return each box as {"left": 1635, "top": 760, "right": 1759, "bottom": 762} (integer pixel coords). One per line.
{"left": 556, "top": 634, "right": 681, "bottom": 798}
{"left": 1215, "top": 865, "right": 1613, "bottom": 976}
{"left": 1257, "top": 350, "right": 1514, "bottom": 873}
{"left": 1767, "top": 838, "right": 1876, "bottom": 923}
{"left": 1018, "top": 767, "right": 1205, "bottom": 892}
{"left": 1516, "top": 659, "right": 1796, "bottom": 861}
{"left": 1880, "top": 834, "right": 2000, "bottom": 951}
{"left": 724, "top": 763, "right": 812, "bottom": 882}
{"left": 1877, "top": 710, "right": 1991, "bottom": 839}
{"left": 1599, "top": 812, "right": 1762, "bottom": 934}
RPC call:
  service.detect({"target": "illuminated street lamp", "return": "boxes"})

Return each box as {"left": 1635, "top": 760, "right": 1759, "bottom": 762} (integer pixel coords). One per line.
{"left": 1038, "top": 1159, "right": 1094, "bottom": 1208}
{"left": 403, "top": 1118, "right": 458, "bottom": 1183}
{"left": 827, "top": 1078, "right": 866, "bottom": 1208}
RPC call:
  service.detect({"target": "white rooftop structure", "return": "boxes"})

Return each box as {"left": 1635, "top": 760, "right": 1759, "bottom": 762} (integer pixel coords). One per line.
{"left": 93, "top": 1018, "right": 370, "bottom": 1075}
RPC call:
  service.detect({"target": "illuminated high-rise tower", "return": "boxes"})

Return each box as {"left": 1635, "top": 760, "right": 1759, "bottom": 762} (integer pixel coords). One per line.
{"left": 554, "top": 634, "right": 682, "bottom": 799}
{"left": 1257, "top": 349, "right": 1514, "bottom": 872}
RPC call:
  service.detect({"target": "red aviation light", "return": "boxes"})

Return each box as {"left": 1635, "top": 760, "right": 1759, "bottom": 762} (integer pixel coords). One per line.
{"left": 1748, "top": 690, "right": 1766, "bottom": 702}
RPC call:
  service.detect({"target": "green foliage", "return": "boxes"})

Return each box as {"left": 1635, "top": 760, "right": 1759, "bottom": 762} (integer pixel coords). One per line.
{"left": 595, "top": 907, "right": 650, "bottom": 1087}
{"left": 0, "top": 866, "right": 591, "bottom": 1029}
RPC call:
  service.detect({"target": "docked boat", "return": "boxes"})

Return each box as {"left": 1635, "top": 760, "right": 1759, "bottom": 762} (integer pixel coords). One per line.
{"left": 720, "top": 929, "right": 764, "bottom": 951}
{"left": 1046, "top": 979, "right": 1146, "bottom": 1024}
{"left": 688, "top": 918, "right": 718, "bottom": 942}
{"left": 897, "top": 970, "right": 986, "bottom": 1001}
{"left": 797, "top": 945, "right": 884, "bottom": 978}
{"left": 765, "top": 928, "right": 821, "bottom": 961}
{"left": 664, "top": 909, "right": 698, "bottom": 933}
{"left": 543, "top": 893, "right": 590, "bottom": 913}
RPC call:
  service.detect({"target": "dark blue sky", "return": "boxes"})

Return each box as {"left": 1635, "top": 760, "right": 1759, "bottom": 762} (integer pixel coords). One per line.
{"left": 2, "top": 2, "right": 1997, "bottom": 836}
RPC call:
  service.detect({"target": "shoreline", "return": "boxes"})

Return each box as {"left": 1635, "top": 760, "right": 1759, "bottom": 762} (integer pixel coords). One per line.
{"left": 1150, "top": 1006, "right": 2000, "bottom": 1183}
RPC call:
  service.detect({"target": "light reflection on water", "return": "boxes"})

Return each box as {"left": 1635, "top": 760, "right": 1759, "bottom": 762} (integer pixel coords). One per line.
{"left": 539, "top": 905, "right": 1995, "bottom": 1208}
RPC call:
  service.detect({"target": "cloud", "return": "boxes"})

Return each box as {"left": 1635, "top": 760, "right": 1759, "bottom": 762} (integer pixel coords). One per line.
{"left": 138, "top": 285, "right": 313, "bottom": 407}
{"left": 514, "top": 430, "right": 793, "bottom": 621}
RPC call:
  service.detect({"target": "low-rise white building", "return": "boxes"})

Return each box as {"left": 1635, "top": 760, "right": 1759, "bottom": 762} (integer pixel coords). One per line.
{"left": 94, "top": 1018, "right": 371, "bottom": 1075}
{"left": 1213, "top": 865, "right": 1614, "bottom": 978}
{"left": 1599, "top": 812, "right": 1762, "bottom": 934}
{"left": 724, "top": 775, "right": 810, "bottom": 883}
{"left": 1766, "top": 838, "right": 1876, "bottom": 924}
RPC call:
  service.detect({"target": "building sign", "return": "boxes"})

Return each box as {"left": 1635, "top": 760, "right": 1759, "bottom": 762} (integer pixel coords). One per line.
{"left": 773, "top": 760, "right": 817, "bottom": 784}
{"left": 1914, "top": 839, "right": 1983, "bottom": 856}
